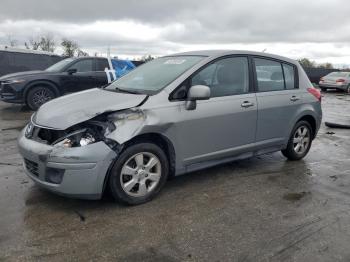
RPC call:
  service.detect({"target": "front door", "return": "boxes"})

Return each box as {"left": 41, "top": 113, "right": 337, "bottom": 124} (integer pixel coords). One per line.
{"left": 173, "top": 56, "right": 258, "bottom": 166}
{"left": 63, "top": 58, "right": 96, "bottom": 92}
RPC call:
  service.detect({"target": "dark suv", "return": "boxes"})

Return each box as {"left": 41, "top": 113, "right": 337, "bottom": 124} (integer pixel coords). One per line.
{"left": 0, "top": 57, "right": 114, "bottom": 110}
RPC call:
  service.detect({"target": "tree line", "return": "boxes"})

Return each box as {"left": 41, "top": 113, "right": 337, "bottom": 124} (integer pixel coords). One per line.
{"left": 297, "top": 58, "right": 335, "bottom": 69}
{"left": 6, "top": 33, "right": 154, "bottom": 61}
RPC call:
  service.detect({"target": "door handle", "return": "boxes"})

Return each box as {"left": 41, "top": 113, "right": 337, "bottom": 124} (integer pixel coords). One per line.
{"left": 241, "top": 101, "right": 254, "bottom": 108}
{"left": 290, "top": 96, "right": 300, "bottom": 102}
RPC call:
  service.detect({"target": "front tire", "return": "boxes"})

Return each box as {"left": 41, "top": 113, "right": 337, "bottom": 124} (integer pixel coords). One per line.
{"left": 282, "top": 121, "right": 313, "bottom": 161}
{"left": 26, "top": 86, "right": 55, "bottom": 110}
{"left": 108, "top": 143, "right": 169, "bottom": 205}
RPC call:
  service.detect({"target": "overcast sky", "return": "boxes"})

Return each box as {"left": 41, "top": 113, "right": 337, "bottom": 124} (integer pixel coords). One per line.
{"left": 0, "top": 0, "right": 350, "bottom": 66}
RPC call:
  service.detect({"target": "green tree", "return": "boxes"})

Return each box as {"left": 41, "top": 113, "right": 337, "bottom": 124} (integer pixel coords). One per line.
{"left": 141, "top": 54, "right": 155, "bottom": 62}
{"left": 40, "top": 34, "right": 56, "bottom": 52}
{"left": 61, "top": 38, "right": 79, "bottom": 57}
{"left": 318, "top": 63, "right": 334, "bottom": 69}
{"left": 298, "top": 58, "right": 316, "bottom": 68}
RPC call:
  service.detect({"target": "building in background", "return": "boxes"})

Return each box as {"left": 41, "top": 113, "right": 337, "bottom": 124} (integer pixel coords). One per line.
{"left": 0, "top": 46, "right": 64, "bottom": 76}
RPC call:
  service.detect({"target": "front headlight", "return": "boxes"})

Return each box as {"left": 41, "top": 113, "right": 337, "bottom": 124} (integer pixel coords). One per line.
{"left": 54, "top": 129, "right": 97, "bottom": 148}
{"left": 3, "top": 79, "right": 26, "bottom": 85}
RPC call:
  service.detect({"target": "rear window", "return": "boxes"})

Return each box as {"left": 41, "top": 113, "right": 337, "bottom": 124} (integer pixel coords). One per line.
{"left": 328, "top": 72, "right": 348, "bottom": 77}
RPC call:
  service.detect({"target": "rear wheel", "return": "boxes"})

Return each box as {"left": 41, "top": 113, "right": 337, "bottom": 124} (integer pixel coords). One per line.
{"left": 26, "top": 86, "right": 55, "bottom": 110}
{"left": 108, "top": 143, "right": 169, "bottom": 205}
{"left": 282, "top": 121, "right": 313, "bottom": 161}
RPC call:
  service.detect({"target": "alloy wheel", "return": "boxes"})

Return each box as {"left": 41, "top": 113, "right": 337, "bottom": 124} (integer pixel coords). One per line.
{"left": 293, "top": 126, "right": 310, "bottom": 155}
{"left": 32, "top": 88, "right": 53, "bottom": 107}
{"left": 120, "top": 152, "right": 162, "bottom": 197}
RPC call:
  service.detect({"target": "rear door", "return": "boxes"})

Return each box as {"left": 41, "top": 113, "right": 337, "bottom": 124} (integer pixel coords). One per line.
{"left": 253, "top": 57, "right": 302, "bottom": 150}
{"left": 93, "top": 58, "right": 109, "bottom": 87}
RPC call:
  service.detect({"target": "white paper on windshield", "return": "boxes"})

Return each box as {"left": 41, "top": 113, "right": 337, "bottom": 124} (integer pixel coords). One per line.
{"left": 164, "top": 59, "right": 186, "bottom": 65}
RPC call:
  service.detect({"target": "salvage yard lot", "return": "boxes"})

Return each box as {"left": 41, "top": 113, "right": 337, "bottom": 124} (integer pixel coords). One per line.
{"left": 1, "top": 92, "right": 350, "bottom": 261}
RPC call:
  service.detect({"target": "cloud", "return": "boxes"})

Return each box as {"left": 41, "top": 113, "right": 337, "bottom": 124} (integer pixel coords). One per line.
{"left": 1, "top": 0, "right": 350, "bottom": 64}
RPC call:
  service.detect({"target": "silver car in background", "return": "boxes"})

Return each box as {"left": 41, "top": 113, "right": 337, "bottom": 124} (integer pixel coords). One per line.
{"left": 18, "top": 50, "right": 322, "bottom": 205}
{"left": 319, "top": 71, "right": 350, "bottom": 92}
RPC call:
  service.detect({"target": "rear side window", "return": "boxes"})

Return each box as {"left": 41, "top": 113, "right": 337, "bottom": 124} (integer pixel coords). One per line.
{"left": 254, "top": 58, "right": 284, "bottom": 92}
{"left": 191, "top": 57, "right": 249, "bottom": 97}
{"left": 283, "top": 64, "right": 295, "bottom": 90}
{"left": 96, "top": 59, "right": 109, "bottom": 71}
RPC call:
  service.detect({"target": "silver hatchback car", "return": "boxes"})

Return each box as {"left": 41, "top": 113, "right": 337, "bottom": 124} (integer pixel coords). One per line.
{"left": 319, "top": 71, "right": 350, "bottom": 93}
{"left": 18, "top": 50, "right": 322, "bottom": 205}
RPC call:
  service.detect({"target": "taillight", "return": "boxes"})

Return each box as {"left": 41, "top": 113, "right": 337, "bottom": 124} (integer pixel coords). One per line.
{"left": 307, "top": 87, "right": 321, "bottom": 102}
{"left": 336, "top": 79, "right": 345, "bottom": 83}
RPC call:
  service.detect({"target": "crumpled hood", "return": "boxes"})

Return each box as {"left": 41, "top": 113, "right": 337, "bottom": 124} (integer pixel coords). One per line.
{"left": 33, "top": 88, "right": 147, "bottom": 129}
{"left": 0, "top": 70, "right": 45, "bottom": 80}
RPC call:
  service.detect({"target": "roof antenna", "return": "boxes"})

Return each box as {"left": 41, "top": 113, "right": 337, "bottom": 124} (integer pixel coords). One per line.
{"left": 262, "top": 48, "right": 267, "bottom": 53}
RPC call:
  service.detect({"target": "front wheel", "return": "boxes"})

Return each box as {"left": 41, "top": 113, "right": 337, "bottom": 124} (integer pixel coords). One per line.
{"left": 282, "top": 121, "right": 313, "bottom": 161}
{"left": 108, "top": 143, "right": 169, "bottom": 205}
{"left": 26, "top": 86, "right": 55, "bottom": 110}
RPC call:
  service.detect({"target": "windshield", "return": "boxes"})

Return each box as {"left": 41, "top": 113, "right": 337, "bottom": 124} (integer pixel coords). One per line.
{"left": 45, "top": 58, "right": 75, "bottom": 72}
{"left": 105, "top": 56, "right": 205, "bottom": 94}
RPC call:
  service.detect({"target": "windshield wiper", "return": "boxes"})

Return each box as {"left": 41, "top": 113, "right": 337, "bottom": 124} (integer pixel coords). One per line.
{"left": 114, "top": 87, "right": 142, "bottom": 94}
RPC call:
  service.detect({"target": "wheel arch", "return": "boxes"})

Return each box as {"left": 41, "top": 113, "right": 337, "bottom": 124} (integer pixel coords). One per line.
{"left": 296, "top": 114, "right": 317, "bottom": 139}
{"left": 121, "top": 133, "right": 176, "bottom": 177}
{"left": 23, "top": 80, "right": 60, "bottom": 102}
{"left": 102, "top": 132, "right": 176, "bottom": 196}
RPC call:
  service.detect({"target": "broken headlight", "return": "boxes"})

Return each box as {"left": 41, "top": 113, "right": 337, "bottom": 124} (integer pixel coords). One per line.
{"left": 54, "top": 129, "right": 97, "bottom": 148}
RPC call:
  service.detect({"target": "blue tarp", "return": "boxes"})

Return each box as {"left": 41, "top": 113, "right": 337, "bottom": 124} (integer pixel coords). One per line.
{"left": 111, "top": 59, "right": 136, "bottom": 78}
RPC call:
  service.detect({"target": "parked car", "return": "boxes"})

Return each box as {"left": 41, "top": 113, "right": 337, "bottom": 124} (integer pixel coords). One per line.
{"left": 0, "top": 57, "right": 138, "bottom": 110}
{"left": 303, "top": 67, "right": 339, "bottom": 85}
{"left": 319, "top": 71, "right": 350, "bottom": 92}
{"left": 18, "top": 50, "right": 322, "bottom": 205}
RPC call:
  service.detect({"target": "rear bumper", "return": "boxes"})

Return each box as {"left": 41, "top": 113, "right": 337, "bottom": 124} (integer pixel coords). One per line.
{"left": 18, "top": 129, "right": 117, "bottom": 199}
{"left": 319, "top": 83, "right": 348, "bottom": 91}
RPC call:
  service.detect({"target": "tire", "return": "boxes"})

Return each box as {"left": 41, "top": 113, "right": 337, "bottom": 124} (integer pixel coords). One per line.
{"left": 281, "top": 121, "right": 313, "bottom": 161}
{"left": 346, "top": 85, "right": 350, "bottom": 94}
{"left": 26, "top": 86, "right": 56, "bottom": 110}
{"left": 108, "top": 143, "right": 169, "bottom": 205}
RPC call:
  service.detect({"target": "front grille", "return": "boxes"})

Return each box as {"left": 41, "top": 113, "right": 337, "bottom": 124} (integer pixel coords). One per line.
{"left": 24, "top": 159, "right": 39, "bottom": 177}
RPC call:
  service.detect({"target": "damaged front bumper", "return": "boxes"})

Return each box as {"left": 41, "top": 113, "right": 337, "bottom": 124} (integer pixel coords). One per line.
{"left": 18, "top": 129, "right": 117, "bottom": 199}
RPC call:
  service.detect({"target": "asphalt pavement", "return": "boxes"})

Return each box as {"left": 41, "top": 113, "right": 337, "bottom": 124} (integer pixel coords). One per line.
{"left": 0, "top": 91, "right": 350, "bottom": 261}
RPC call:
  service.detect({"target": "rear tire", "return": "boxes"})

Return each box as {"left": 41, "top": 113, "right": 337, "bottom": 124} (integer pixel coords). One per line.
{"left": 108, "top": 143, "right": 169, "bottom": 205}
{"left": 346, "top": 85, "right": 350, "bottom": 94}
{"left": 282, "top": 121, "right": 313, "bottom": 161}
{"left": 26, "top": 86, "right": 55, "bottom": 110}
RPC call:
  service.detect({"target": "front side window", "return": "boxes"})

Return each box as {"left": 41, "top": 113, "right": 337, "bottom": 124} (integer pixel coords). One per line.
{"left": 68, "top": 59, "right": 94, "bottom": 72}
{"left": 254, "top": 58, "right": 284, "bottom": 92}
{"left": 106, "top": 56, "right": 205, "bottom": 95}
{"left": 45, "top": 58, "right": 75, "bottom": 72}
{"left": 191, "top": 57, "right": 249, "bottom": 97}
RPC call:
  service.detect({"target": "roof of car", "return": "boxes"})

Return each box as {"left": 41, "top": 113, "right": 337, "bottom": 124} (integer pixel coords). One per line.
{"left": 168, "top": 50, "right": 297, "bottom": 64}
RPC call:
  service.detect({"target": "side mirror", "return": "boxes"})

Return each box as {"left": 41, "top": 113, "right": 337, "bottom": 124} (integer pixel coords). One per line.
{"left": 185, "top": 85, "right": 210, "bottom": 110}
{"left": 67, "top": 68, "right": 77, "bottom": 75}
